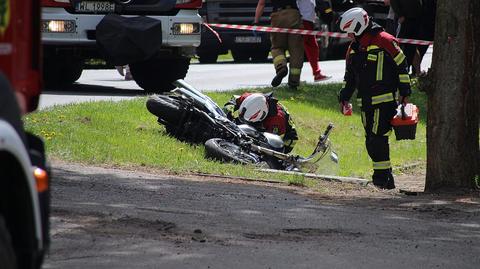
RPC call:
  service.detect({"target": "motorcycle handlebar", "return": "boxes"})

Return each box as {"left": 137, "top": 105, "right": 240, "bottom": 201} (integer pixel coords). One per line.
{"left": 319, "top": 123, "right": 334, "bottom": 144}
{"left": 248, "top": 123, "right": 336, "bottom": 166}
{"left": 324, "top": 123, "right": 334, "bottom": 135}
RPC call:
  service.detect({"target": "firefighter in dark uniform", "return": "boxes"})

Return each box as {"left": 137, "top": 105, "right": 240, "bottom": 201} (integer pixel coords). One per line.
{"left": 338, "top": 7, "right": 412, "bottom": 189}
{"left": 315, "top": 0, "right": 334, "bottom": 25}
{"left": 255, "top": 0, "right": 304, "bottom": 89}
{"left": 223, "top": 92, "right": 298, "bottom": 153}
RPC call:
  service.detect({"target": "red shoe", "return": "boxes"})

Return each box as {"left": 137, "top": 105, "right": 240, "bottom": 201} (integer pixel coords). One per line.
{"left": 314, "top": 73, "right": 331, "bottom": 82}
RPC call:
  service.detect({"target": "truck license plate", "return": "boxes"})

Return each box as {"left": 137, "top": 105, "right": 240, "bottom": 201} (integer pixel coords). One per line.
{"left": 75, "top": 1, "right": 115, "bottom": 13}
{"left": 234, "top": 36, "right": 262, "bottom": 43}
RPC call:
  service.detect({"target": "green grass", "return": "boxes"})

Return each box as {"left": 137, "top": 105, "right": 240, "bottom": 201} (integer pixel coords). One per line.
{"left": 25, "top": 82, "right": 427, "bottom": 182}
{"left": 217, "top": 51, "right": 233, "bottom": 62}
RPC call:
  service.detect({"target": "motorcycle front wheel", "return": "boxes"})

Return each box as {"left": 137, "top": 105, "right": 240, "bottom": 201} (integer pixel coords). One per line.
{"left": 205, "top": 138, "right": 259, "bottom": 165}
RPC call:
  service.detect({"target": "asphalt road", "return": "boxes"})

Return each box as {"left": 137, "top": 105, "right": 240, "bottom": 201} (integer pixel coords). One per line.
{"left": 38, "top": 47, "right": 432, "bottom": 109}
{"left": 43, "top": 163, "right": 480, "bottom": 269}
{"left": 37, "top": 60, "right": 345, "bottom": 109}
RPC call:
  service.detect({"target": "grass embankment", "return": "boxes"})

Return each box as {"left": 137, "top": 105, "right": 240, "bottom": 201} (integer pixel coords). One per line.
{"left": 25, "top": 83, "right": 427, "bottom": 185}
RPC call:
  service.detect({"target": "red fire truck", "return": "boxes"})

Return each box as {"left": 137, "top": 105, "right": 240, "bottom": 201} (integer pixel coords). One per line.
{"left": 0, "top": 0, "right": 50, "bottom": 268}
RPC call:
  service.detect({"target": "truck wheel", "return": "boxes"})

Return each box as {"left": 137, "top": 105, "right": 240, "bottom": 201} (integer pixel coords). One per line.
{"left": 44, "top": 56, "right": 84, "bottom": 88}
{"left": 198, "top": 52, "right": 218, "bottom": 64}
{"left": 0, "top": 216, "right": 16, "bottom": 269}
{"left": 231, "top": 50, "right": 250, "bottom": 63}
{"left": 130, "top": 57, "right": 190, "bottom": 93}
{"left": 251, "top": 50, "right": 269, "bottom": 63}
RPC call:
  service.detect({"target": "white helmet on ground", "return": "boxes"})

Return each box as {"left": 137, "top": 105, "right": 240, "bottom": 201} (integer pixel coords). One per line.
{"left": 339, "top": 7, "right": 370, "bottom": 36}
{"left": 239, "top": 93, "right": 269, "bottom": 123}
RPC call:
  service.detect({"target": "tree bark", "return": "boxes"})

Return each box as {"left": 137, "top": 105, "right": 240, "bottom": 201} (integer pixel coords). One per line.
{"left": 426, "top": 0, "right": 480, "bottom": 192}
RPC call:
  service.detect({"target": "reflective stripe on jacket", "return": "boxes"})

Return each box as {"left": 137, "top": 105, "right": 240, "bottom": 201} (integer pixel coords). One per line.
{"left": 339, "top": 24, "right": 412, "bottom": 110}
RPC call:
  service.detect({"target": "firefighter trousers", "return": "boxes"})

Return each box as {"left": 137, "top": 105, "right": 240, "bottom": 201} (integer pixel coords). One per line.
{"left": 361, "top": 102, "right": 397, "bottom": 186}
{"left": 270, "top": 8, "right": 304, "bottom": 87}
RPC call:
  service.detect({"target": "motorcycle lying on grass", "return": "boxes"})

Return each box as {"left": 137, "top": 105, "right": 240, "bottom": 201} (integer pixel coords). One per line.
{"left": 146, "top": 79, "right": 338, "bottom": 173}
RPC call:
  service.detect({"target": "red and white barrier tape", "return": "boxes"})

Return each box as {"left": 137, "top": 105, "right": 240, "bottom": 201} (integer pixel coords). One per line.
{"left": 207, "top": 23, "right": 433, "bottom": 46}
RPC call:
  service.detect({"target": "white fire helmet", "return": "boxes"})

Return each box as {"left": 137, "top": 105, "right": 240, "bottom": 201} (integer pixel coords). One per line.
{"left": 339, "top": 7, "right": 370, "bottom": 36}
{"left": 239, "top": 93, "right": 269, "bottom": 123}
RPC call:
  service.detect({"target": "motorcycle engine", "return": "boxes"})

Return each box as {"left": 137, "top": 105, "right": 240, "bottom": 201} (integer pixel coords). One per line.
{"left": 238, "top": 124, "right": 284, "bottom": 151}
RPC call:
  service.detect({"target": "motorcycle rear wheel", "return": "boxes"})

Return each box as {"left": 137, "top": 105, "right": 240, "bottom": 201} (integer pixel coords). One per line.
{"left": 146, "top": 95, "right": 183, "bottom": 125}
{"left": 205, "top": 138, "right": 258, "bottom": 165}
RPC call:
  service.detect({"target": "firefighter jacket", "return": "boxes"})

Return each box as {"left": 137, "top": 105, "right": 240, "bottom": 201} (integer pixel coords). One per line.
{"left": 223, "top": 92, "right": 298, "bottom": 152}
{"left": 338, "top": 23, "right": 412, "bottom": 110}
{"left": 315, "top": 0, "right": 333, "bottom": 24}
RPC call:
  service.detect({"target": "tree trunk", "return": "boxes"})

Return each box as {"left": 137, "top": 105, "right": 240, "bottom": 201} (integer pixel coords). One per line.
{"left": 426, "top": 0, "right": 480, "bottom": 192}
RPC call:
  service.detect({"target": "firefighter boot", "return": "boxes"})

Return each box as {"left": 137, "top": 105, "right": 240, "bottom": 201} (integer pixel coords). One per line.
{"left": 372, "top": 169, "right": 395, "bottom": 190}
{"left": 271, "top": 66, "right": 288, "bottom": 87}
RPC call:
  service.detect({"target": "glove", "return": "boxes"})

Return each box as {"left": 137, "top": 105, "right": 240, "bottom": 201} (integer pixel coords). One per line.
{"left": 339, "top": 101, "right": 352, "bottom": 115}
{"left": 223, "top": 104, "right": 235, "bottom": 120}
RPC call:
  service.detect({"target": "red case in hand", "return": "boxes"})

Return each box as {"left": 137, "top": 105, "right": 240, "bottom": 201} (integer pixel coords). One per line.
{"left": 391, "top": 103, "right": 419, "bottom": 140}
{"left": 342, "top": 103, "right": 352, "bottom": 116}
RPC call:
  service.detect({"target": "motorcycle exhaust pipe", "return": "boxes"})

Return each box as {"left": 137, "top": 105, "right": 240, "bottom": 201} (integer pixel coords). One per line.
{"left": 250, "top": 144, "right": 292, "bottom": 161}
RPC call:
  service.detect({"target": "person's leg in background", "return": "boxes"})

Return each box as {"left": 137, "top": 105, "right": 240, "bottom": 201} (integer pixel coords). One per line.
{"left": 415, "top": 0, "right": 436, "bottom": 76}
{"left": 115, "top": 65, "right": 125, "bottom": 76}
{"left": 415, "top": 9, "right": 435, "bottom": 76}
{"left": 270, "top": 31, "right": 289, "bottom": 87}
{"left": 287, "top": 31, "right": 304, "bottom": 89}
{"left": 285, "top": 9, "right": 304, "bottom": 89}
{"left": 270, "top": 11, "right": 289, "bottom": 87}
{"left": 302, "top": 20, "right": 330, "bottom": 81}
{"left": 411, "top": 49, "right": 422, "bottom": 76}
{"left": 302, "top": 20, "right": 320, "bottom": 76}
{"left": 115, "top": 65, "right": 132, "bottom": 80}
{"left": 125, "top": 65, "right": 132, "bottom": 81}
{"left": 411, "top": 16, "right": 433, "bottom": 77}
{"left": 398, "top": 18, "right": 420, "bottom": 75}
